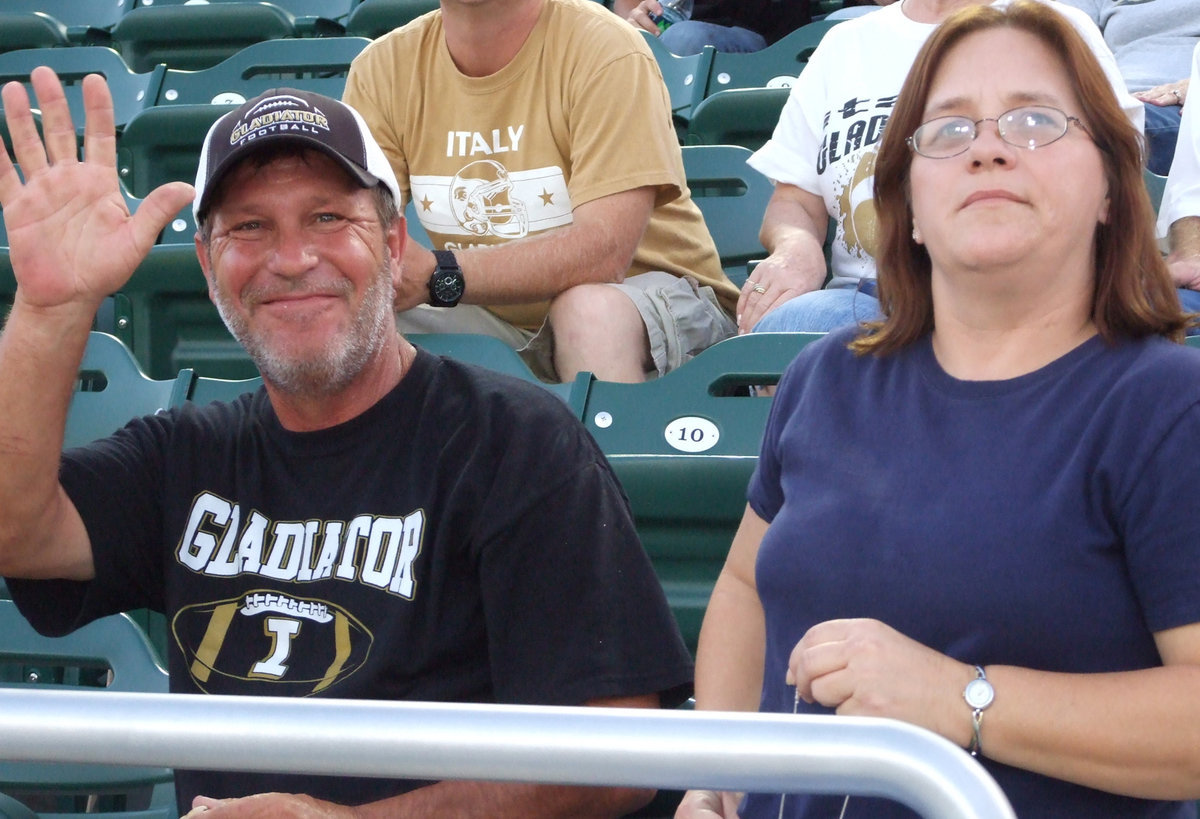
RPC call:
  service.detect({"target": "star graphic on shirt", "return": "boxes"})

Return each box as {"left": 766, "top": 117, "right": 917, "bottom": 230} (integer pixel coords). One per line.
{"left": 538, "top": 189, "right": 555, "bottom": 206}
{"left": 420, "top": 195, "right": 434, "bottom": 212}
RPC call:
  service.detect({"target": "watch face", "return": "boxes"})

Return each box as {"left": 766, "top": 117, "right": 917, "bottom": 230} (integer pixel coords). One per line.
{"left": 964, "top": 678, "right": 994, "bottom": 710}
{"left": 432, "top": 271, "right": 463, "bottom": 305}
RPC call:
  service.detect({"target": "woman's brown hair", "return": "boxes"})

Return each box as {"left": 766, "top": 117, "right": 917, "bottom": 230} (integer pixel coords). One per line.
{"left": 852, "top": 0, "right": 1187, "bottom": 356}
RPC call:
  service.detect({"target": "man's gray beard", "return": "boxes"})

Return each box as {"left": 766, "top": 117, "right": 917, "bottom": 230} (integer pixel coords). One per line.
{"left": 212, "top": 260, "right": 396, "bottom": 397}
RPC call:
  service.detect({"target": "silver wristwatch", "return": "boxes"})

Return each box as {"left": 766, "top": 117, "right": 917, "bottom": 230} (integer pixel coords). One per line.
{"left": 963, "top": 665, "right": 994, "bottom": 757}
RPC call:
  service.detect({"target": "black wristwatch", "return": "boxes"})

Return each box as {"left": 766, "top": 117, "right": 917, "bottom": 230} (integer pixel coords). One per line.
{"left": 429, "top": 250, "right": 465, "bottom": 308}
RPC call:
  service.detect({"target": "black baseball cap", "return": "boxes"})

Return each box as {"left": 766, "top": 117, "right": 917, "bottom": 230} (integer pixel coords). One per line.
{"left": 193, "top": 87, "right": 402, "bottom": 221}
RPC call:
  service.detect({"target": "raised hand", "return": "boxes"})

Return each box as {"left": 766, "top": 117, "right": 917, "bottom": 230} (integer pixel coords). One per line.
{"left": 0, "top": 67, "right": 194, "bottom": 315}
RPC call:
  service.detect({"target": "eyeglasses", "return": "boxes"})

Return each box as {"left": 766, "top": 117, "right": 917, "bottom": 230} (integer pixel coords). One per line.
{"left": 906, "top": 105, "right": 1088, "bottom": 159}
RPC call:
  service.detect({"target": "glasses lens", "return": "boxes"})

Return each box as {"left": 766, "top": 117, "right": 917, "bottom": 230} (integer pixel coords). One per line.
{"left": 912, "top": 116, "right": 975, "bottom": 158}
{"left": 998, "top": 106, "right": 1068, "bottom": 150}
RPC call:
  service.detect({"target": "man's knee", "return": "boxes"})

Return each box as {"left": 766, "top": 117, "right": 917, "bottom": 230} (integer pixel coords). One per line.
{"left": 549, "top": 284, "right": 643, "bottom": 338}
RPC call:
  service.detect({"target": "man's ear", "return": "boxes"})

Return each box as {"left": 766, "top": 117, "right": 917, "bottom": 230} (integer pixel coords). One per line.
{"left": 387, "top": 214, "right": 407, "bottom": 284}
{"left": 195, "top": 233, "right": 217, "bottom": 302}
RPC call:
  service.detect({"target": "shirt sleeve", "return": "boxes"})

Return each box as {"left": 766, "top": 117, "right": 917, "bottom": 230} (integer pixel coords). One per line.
{"left": 7, "top": 416, "right": 170, "bottom": 635}
{"left": 1119, "top": 395, "right": 1200, "bottom": 633}
{"left": 1159, "top": 42, "right": 1200, "bottom": 236}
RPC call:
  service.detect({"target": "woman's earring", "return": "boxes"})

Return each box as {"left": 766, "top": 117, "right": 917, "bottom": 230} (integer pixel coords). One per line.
{"left": 912, "top": 224, "right": 923, "bottom": 244}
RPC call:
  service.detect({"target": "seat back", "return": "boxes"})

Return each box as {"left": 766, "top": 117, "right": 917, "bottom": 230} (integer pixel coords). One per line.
{"left": 682, "top": 144, "right": 772, "bottom": 286}
{"left": 65, "top": 332, "right": 195, "bottom": 449}
{"left": 639, "top": 30, "right": 714, "bottom": 140}
{"left": 0, "top": 600, "right": 173, "bottom": 814}
{"left": 577, "top": 332, "right": 824, "bottom": 652}
{"left": 703, "top": 19, "right": 840, "bottom": 95}
{"left": 685, "top": 86, "right": 789, "bottom": 151}
{"left": 117, "top": 103, "right": 235, "bottom": 197}
{"left": 0, "top": 13, "right": 71, "bottom": 56}
{"left": 0, "top": 0, "right": 133, "bottom": 32}
{"left": 1144, "top": 167, "right": 1167, "bottom": 217}
{"left": 0, "top": 47, "right": 163, "bottom": 138}
{"left": 345, "top": 0, "right": 441, "bottom": 38}
{"left": 155, "top": 36, "right": 371, "bottom": 105}
{"left": 111, "top": 2, "right": 300, "bottom": 73}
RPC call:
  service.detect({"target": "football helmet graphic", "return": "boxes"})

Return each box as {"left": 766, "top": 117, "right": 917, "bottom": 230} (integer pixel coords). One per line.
{"left": 449, "top": 160, "right": 529, "bottom": 238}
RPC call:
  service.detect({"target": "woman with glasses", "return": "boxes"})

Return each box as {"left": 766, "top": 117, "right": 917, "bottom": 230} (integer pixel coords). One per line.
{"left": 736, "top": 0, "right": 1140, "bottom": 336}
{"left": 678, "top": 2, "right": 1200, "bottom": 817}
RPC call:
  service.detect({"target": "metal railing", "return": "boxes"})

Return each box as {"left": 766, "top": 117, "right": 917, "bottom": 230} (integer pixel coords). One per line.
{"left": 0, "top": 689, "right": 1014, "bottom": 818}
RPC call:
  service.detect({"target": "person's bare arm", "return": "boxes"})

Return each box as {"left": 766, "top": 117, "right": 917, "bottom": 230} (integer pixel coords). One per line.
{"left": 787, "top": 619, "right": 1200, "bottom": 801}
{"left": 0, "top": 69, "right": 192, "bottom": 580}
{"left": 676, "top": 506, "right": 770, "bottom": 818}
{"left": 737, "top": 183, "right": 829, "bottom": 332}
{"left": 394, "top": 187, "right": 656, "bottom": 312}
{"left": 613, "top": 0, "right": 664, "bottom": 35}
{"left": 1167, "top": 216, "right": 1200, "bottom": 290}
{"left": 186, "top": 694, "right": 661, "bottom": 818}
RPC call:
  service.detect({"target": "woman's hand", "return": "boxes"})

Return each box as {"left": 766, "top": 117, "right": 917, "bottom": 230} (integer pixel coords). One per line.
{"left": 787, "top": 618, "right": 975, "bottom": 748}
{"left": 1134, "top": 79, "right": 1189, "bottom": 108}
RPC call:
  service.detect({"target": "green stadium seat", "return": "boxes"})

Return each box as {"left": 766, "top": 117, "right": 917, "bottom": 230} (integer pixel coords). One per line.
{"left": 639, "top": 31, "right": 714, "bottom": 141}
{"left": 154, "top": 37, "right": 371, "bottom": 106}
{"left": 577, "top": 331, "right": 824, "bottom": 652}
{"left": 344, "top": 0, "right": 441, "bottom": 39}
{"left": 0, "top": 792, "right": 35, "bottom": 819}
{"left": 117, "top": 103, "right": 235, "bottom": 197}
{"left": 65, "top": 332, "right": 195, "bottom": 449}
{"left": 682, "top": 144, "right": 772, "bottom": 286}
{"left": 1145, "top": 167, "right": 1167, "bottom": 217}
{"left": 111, "top": 3, "right": 302, "bottom": 73}
{"left": 702, "top": 19, "right": 840, "bottom": 95}
{"left": 0, "top": 600, "right": 175, "bottom": 817}
{"left": 0, "top": 47, "right": 164, "bottom": 143}
{"left": 685, "top": 85, "right": 789, "bottom": 151}
{"left": 0, "top": 0, "right": 133, "bottom": 34}
{"left": 0, "top": 13, "right": 72, "bottom": 56}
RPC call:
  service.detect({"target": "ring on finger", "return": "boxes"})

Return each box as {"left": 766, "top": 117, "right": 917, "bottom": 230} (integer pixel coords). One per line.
{"left": 1173, "top": 88, "right": 1183, "bottom": 102}
{"left": 753, "top": 284, "right": 767, "bottom": 295}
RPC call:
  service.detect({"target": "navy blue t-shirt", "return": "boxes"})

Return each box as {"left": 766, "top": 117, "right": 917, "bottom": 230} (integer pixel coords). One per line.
{"left": 745, "top": 328, "right": 1200, "bottom": 818}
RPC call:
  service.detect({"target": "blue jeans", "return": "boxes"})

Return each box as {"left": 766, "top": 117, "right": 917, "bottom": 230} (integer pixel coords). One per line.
{"left": 660, "top": 21, "right": 767, "bottom": 55}
{"left": 752, "top": 283, "right": 882, "bottom": 333}
{"left": 1144, "top": 102, "right": 1182, "bottom": 176}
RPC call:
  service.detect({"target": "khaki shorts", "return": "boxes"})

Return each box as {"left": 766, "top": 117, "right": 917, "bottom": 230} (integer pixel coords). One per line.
{"left": 397, "top": 271, "right": 736, "bottom": 382}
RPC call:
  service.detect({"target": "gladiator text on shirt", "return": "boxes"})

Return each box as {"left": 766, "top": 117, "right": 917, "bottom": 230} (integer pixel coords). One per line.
{"left": 175, "top": 491, "right": 424, "bottom": 599}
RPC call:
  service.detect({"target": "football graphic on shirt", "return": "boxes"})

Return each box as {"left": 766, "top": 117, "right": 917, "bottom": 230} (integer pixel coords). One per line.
{"left": 173, "top": 591, "right": 374, "bottom": 696}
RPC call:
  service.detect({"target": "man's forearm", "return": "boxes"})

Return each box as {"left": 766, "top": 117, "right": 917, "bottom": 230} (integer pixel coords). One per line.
{"left": 1168, "top": 216, "right": 1200, "bottom": 261}
{"left": 352, "top": 779, "right": 654, "bottom": 819}
{"left": 0, "top": 299, "right": 96, "bottom": 577}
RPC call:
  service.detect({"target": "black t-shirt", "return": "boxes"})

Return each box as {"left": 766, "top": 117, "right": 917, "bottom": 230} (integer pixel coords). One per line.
{"left": 12, "top": 351, "right": 692, "bottom": 809}
{"left": 694, "top": 0, "right": 812, "bottom": 44}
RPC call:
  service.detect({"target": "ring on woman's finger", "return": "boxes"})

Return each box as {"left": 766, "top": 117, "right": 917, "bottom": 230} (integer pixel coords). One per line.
{"left": 1173, "top": 88, "right": 1183, "bottom": 102}
{"left": 753, "top": 284, "right": 767, "bottom": 295}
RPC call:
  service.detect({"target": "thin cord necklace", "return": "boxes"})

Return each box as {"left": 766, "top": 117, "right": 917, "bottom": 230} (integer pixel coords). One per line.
{"left": 778, "top": 688, "right": 849, "bottom": 819}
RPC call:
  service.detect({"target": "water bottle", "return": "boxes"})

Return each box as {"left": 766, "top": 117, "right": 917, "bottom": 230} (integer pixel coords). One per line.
{"left": 648, "top": 0, "right": 693, "bottom": 33}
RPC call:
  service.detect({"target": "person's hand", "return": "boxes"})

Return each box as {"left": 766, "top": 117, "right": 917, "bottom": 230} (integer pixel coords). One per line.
{"left": 0, "top": 67, "right": 193, "bottom": 315}
{"left": 395, "top": 238, "right": 436, "bottom": 312}
{"left": 736, "top": 245, "right": 826, "bottom": 334}
{"left": 787, "top": 619, "right": 973, "bottom": 746}
{"left": 185, "top": 793, "right": 359, "bottom": 818}
{"left": 675, "top": 788, "right": 743, "bottom": 818}
{"left": 1134, "top": 79, "right": 1189, "bottom": 108}
{"left": 624, "top": 0, "right": 666, "bottom": 36}
{"left": 1167, "top": 254, "right": 1200, "bottom": 292}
